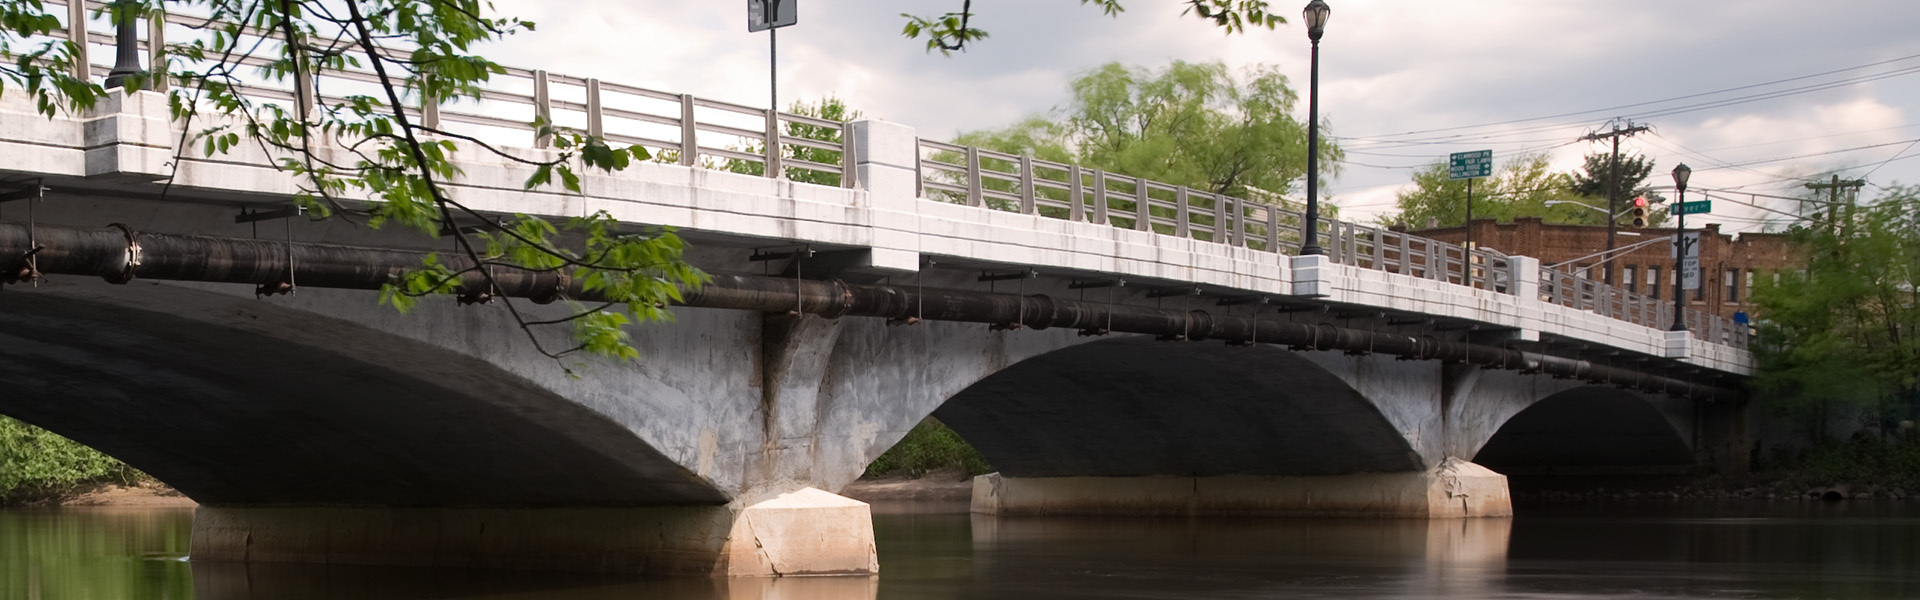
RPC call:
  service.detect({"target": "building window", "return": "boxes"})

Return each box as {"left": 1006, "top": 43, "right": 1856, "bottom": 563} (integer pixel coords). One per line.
{"left": 1725, "top": 268, "right": 1739, "bottom": 303}
{"left": 1648, "top": 266, "right": 1662, "bottom": 299}
{"left": 1745, "top": 269, "right": 1755, "bottom": 301}
{"left": 1693, "top": 265, "right": 1705, "bottom": 302}
{"left": 1576, "top": 265, "right": 1589, "bottom": 279}
{"left": 1623, "top": 266, "right": 1637, "bottom": 293}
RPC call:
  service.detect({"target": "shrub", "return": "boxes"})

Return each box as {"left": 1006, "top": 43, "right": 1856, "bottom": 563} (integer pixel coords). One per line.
{"left": 863, "top": 418, "right": 991, "bottom": 478}
{"left": 0, "top": 416, "right": 133, "bottom": 504}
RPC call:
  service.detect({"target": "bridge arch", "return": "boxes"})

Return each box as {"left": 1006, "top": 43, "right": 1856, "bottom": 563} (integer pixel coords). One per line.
{"left": 936, "top": 338, "right": 1426, "bottom": 477}
{"left": 819, "top": 328, "right": 1425, "bottom": 487}
{"left": 1472, "top": 386, "right": 1695, "bottom": 476}
{"left": 0, "top": 279, "right": 726, "bottom": 506}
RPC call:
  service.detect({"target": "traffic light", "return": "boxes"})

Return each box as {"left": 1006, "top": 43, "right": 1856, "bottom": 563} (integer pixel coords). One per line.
{"left": 1629, "top": 196, "right": 1649, "bottom": 228}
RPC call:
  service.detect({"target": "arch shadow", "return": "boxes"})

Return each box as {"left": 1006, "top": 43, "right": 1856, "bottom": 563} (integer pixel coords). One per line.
{"left": 928, "top": 338, "right": 1424, "bottom": 478}
{"left": 1474, "top": 386, "right": 1694, "bottom": 476}
{"left": 0, "top": 282, "right": 724, "bottom": 506}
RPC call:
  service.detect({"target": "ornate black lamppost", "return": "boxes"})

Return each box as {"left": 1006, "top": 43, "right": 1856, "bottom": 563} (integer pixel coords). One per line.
{"left": 1299, "top": 0, "right": 1330, "bottom": 255}
{"left": 104, "top": 0, "right": 143, "bottom": 89}
{"left": 1669, "top": 163, "right": 1691, "bottom": 332}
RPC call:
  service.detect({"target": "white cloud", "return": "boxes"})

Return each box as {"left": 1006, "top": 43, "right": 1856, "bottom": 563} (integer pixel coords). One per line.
{"left": 472, "top": 0, "right": 1920, "bottom": 234}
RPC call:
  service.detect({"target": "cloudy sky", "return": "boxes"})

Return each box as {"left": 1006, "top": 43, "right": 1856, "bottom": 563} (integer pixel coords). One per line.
{"left": 484, "top": 0, "right": 1920, "bottom": 233}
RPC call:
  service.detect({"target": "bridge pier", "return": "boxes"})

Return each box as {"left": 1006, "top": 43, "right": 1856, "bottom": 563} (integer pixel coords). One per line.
{"left": 970, "top": 459, "right": 1511, "bottom": 519}
{"left": 190, "top": 488, "right": 877, "bottom": 577}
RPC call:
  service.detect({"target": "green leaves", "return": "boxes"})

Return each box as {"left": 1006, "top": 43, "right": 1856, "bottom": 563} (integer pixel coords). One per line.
{"left": 1181, "top": 0, "right": 1283, "bottom": 35}
{"left": 1389, "top": 153, "right": 1593, "bottom": 228}
{"left": 955, "top": 61, "right": 1328, "bottom": 212}
{"left": 0, "top": 0, "right": 710, "bottom": 366}
{"left": 1752, "top": 185, "right": 1920, "bottom": 440}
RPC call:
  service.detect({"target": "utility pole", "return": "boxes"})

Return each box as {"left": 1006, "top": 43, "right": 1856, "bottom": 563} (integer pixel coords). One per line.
{"left": 1805, "top": 175, "right": 1865, "bottom": 235}
{"left": 1578, "top": 121, "right": 1650, "bottom": 286}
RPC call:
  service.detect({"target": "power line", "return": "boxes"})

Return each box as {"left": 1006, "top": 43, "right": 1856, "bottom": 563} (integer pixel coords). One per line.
{"left": 1339, "top": 51, "right": 1920, "bottom": 142}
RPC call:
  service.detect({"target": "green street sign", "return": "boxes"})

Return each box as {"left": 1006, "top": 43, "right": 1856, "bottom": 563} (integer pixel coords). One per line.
{"left": 1674, "top": 200, "right": 1712, "bottom": 215}
{"left": 1448, "top": 150, "right": 1492, "bottom": 180}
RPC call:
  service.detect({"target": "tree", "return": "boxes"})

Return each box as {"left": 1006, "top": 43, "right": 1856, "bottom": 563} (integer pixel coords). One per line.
{"left": 1386, "top": 153, "right": 1589, "bottom": 228}
{"left": 955, "top": 61, "right": 1340, "bottom": 211}
{"left": 1752, "top": 185, "right": 1920, "bottom": 442}
{"left": 1387, "top": 152, "right": 1673, "bottom": 229}
{"left": 726, "top": 97, "right": 861, "bottom": 187}
{"left": 1572, "top": 152, "right": 1654, "bottom": 200}
{"left": 0, "top": 0, "right": 702, "bottom": 367}
{"left": 904, "top": 1, "right": 1284, "bottom": 55}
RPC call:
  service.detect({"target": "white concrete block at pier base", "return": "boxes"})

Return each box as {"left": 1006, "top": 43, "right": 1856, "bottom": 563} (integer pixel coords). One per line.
{"left": 191, "top": 487, "right": 877, "bottom": 578}
{"left": 722, "top": 487, "right": 879, "bottom": 577}
{"left": 972, "top": 459, "right": 1511, "bottom": 519}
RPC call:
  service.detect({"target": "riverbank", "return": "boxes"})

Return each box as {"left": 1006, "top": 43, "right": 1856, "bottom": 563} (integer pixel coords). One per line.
{"left": 841, "top": 469, "right": 974, "bottom": 502}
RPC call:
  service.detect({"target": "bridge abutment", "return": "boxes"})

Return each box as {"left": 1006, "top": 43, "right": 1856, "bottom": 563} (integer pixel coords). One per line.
{"left": 191, "top": 488, "right": 877, "bottom": 577}
{"left": 970, "top": 458, "right": 1511, "bottom": 519}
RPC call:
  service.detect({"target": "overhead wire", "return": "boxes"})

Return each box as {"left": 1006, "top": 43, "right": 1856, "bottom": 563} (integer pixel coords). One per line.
{"left": 1338, "top": 51, "right": 1920, "bottom": 142}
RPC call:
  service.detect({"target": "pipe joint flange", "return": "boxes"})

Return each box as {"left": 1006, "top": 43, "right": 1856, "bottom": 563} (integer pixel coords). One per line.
{"left": 528, "top": 272, "right": 570, "bottom": 305}
{"left": 104, "top": 223, "right": 140, "bottom": 284}
{"left": 817, "top": 280, "right": 855, "bottom": 319}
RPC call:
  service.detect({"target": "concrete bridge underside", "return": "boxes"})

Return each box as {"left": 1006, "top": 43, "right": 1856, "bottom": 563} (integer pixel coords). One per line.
{"left": 0, "top": 270, "right": 1730, "bottom": 576}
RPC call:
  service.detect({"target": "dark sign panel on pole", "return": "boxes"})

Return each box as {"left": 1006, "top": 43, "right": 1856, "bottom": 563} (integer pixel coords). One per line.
{"left": 748, "top": 0, "right": 797, "bottom": 31}
{"left": 1447, "top": 149, "right": 1492, "bottom": 180}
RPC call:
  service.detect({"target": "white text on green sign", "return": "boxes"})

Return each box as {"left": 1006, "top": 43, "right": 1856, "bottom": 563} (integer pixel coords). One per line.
{"left": 1449, "top": 150, "right": 1493, "bottom": 180}
{"left": 1674, "top": 200, "right": 1711, "bottom": 215}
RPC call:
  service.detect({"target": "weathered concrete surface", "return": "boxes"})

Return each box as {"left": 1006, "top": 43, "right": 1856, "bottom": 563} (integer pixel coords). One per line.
{"left": 192, "top": 487, "right": 874, "bottom": 577}
{"left": 971, "top": 458, "right": 1512, "bottom": 518}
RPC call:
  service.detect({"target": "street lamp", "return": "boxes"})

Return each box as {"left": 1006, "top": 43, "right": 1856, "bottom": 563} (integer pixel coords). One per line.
{"left": 1669, "top": 163, "right": 1691, "bottom": 332}
{"left": 1299, "top": 0, "right": 1330, "bottom": 256}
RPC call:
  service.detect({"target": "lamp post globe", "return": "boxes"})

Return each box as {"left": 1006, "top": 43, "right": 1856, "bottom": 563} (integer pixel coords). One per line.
{"left": 1669, "top": 163, "right": 1691, "bottom": 332}
{"left": 1299, "top": 0, "right": 1331, "bottom": 256}
{"left": 1304, "top": 0, "right": 1330, "bottom": 41}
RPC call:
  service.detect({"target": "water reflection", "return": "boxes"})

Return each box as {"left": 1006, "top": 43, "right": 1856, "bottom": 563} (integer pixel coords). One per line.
{"left": 193, "top": 563, "right": 877, "bottom": 600}
{"left": 2, "top": 502, "right": 1917, "bottom": 599}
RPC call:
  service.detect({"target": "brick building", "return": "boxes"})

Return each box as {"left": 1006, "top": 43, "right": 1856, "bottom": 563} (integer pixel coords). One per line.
{"left": 1397, "top": 217, "right": 1804, "bottom": 322}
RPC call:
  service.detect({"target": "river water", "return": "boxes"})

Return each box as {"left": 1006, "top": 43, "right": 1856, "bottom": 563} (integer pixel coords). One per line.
{"left": 2, "top": 500, "right": 1916, "bottom": 599}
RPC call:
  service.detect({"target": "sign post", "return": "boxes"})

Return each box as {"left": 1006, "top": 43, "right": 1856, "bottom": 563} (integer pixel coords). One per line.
{"left": 1448, "top": 150, "right": 1492, "bottom": 287}
{"left": 749, "top": 1, "right": 798, "bottom": 177}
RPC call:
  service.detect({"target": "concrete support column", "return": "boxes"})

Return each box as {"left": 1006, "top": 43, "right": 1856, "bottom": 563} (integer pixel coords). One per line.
{"left": 850, "top": 119, "right": 916, "bottom": 199}
{"left": 1291, "top": 253, "right": 1336, "bottom": 297}
{"left": 972, "top": 459, "right": 1511, "bottom": 519}
{"left": 81, "top": 89, "right": 174, "bottom": 180}
{"left": 1508, "top": 255, "right": 1540, "bottom": 300}
{"left": 850, "top": 119, "right": 922, "bottom": 273}
{"left": 745, "top": 313, "right": 845, "bottom": 498}
{"left": 191, "top": 487, "right": 878, "bottom": 577}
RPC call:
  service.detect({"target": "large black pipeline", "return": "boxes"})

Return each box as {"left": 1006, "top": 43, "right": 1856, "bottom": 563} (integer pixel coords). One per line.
{"left": 0, "top": 222, "right": 1743, "bottom": 401}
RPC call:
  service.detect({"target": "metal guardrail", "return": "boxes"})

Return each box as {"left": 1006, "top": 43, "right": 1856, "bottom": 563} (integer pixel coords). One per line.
{"left": 917, "top": 139, "right": 1751, "bottom": 350}
{"left": 1535, "top": 266, "right": 1750, "bottom": 349}
{"left": 38, "top": 1, "right": 1749, "bottom": 351}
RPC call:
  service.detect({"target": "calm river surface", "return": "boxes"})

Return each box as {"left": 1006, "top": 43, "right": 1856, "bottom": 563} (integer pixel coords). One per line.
{"left": 2, "top": 500, "right": 1916, "bottom": 599}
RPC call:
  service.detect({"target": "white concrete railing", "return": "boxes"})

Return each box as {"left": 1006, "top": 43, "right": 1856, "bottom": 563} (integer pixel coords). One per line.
{"left": 42, "top": 0, "right": 1750, "bottom": 351}
{"left": 44, "top": 0, "right": 856, "bottom": 187}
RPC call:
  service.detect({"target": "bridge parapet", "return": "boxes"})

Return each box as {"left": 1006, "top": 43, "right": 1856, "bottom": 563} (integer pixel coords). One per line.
{"left": 18, "top": 0, "right": 1751, "bottom": 371}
